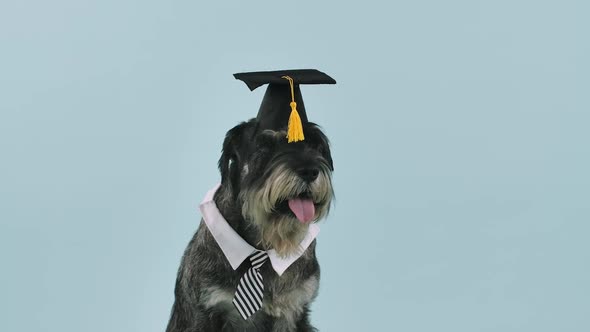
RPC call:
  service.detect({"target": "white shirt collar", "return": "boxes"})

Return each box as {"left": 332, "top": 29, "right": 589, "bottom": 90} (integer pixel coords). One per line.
{"left": 199, "top": 184, "right": 320, "bottom": 276}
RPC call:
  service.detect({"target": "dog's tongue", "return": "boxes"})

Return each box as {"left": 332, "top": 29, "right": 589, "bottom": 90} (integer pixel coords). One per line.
{"left": 288, "top": 198, "right": 315, "bottom": 223}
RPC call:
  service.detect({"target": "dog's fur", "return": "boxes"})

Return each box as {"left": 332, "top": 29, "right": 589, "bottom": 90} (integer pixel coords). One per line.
{"left": 166, "top": 119, "right": 334, "bottom": 332}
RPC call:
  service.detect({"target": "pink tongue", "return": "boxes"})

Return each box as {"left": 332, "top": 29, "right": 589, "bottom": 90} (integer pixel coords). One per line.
{"left": 288, "top": 198, "right": 315, "bottom": 223}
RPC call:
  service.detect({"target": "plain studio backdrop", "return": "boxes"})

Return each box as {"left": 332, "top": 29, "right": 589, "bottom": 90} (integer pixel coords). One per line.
{"left": 1, "top": 1, "right": 588, "bottom": 331}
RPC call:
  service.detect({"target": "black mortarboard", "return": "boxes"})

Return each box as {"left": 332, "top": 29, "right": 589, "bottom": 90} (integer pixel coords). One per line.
{"left": 234, "top": 69, "right": 336, "bottom": 143}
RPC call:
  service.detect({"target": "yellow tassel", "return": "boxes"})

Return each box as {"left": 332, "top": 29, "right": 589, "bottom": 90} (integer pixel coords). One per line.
{"left": 287, "top": 101, "right": 304, "bottom": 143}
{"left": 282, "top": 75, "right": 305, "bottom": 143}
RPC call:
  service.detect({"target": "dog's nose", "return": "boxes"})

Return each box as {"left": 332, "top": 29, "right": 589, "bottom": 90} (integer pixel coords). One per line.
{"left": 297, "top": 167, "right": 320, "bottom": 182}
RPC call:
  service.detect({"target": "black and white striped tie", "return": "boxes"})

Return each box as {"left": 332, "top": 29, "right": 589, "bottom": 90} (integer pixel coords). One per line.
{"left": 232, "top": 251, "right": 269, "bottom": 320}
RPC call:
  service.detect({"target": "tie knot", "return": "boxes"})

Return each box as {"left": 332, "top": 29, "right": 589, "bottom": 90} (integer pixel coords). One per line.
{"left": 249, "top": 251, "right": 268, "bottom": 270}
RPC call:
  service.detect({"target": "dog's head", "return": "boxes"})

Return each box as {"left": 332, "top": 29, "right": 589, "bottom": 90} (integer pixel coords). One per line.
{"left": 217, "top": 119, "right": 334, "bottom": 256}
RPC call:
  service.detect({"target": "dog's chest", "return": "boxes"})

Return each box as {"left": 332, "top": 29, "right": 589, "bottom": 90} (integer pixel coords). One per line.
{"left": 262, "top": 271, "right": 319, "bottom": 318}
{"left": 203, "top": 267, "right": 319, "bottom": 320}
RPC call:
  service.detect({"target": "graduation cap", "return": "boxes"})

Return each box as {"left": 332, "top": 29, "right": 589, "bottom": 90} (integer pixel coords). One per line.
{"left": 234, "top": 69, "right": 336, "bottom": 143}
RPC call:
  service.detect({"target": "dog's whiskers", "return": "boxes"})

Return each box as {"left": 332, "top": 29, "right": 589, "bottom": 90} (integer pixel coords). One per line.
{"left": 239, "top": 160, "right": 333, "bottom": 257}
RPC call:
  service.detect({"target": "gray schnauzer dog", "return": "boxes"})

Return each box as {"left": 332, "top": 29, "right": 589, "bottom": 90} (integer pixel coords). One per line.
{"left": 166, "top": 69, "right": 335, "bottom": 332}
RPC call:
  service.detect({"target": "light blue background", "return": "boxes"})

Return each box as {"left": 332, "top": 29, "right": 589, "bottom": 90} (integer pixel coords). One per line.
{"left": 1, "top": 1, "right": 588, "bottom": 331}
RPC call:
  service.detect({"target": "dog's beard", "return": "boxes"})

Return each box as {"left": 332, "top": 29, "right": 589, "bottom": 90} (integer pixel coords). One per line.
{"left": 240, "top": 164, "right": 333, "bottom": 257}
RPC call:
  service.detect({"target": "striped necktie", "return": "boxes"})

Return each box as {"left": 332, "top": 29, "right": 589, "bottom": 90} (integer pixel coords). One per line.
{"left": 232, "top": 251, "right": 269, "bottom": 320}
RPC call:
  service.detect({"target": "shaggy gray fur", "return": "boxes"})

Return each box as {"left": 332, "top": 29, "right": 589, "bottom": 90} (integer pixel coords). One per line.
{"left": 166, "top": 120, "right": 334, "bottom": 332}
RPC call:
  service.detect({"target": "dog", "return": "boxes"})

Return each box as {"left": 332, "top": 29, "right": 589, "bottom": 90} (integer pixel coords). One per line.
{"left": 166, "top": 117, "right": 334, "bottom": 332}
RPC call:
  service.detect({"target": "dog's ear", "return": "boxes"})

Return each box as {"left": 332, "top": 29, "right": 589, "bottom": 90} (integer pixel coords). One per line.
{"left": 218, "top": 120, "right": 255, "bottom": 188}
{"left": 322, "top": 136, "right": 334, "bottom": 171}
{"left": 307, "top": 123, "right": 334, "bottom": 171}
